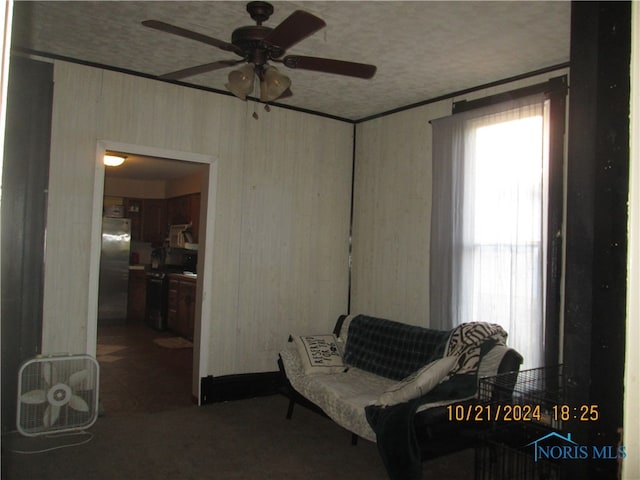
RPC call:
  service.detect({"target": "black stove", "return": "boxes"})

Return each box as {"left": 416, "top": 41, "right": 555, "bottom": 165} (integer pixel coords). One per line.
{"left": 145, "top": 272, "right": 168, "bottom": 330}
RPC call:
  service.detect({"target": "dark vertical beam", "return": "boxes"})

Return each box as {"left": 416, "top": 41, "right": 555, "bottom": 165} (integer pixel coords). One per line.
{"left": 564, "top": 2, "right": 630, "bottom": 478}
{"left": 0, "top": 56, "right": 53, "bottom": 433}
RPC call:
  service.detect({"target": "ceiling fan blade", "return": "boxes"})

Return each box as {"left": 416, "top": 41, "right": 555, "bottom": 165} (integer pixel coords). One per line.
{"left": 263, "top": 11, "right": 326, "bottom": 53}
{"left": 282, "top": 56, "right": 377, "bottom": 79}
{"left": 142, "top": 20, "right": 244, "bottom": 56}
{"left": 159, "top": 60, "right": 244, "bottom": 80}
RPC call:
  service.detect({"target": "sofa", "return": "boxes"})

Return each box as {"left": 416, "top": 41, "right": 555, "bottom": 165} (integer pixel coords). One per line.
{"left": 278, "top": 314, "right": 523, "bottom": 480}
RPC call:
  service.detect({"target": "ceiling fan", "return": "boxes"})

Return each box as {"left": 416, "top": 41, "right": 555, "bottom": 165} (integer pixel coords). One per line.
{"left": 142, "top": 1, "right": 377, "bottom": 103}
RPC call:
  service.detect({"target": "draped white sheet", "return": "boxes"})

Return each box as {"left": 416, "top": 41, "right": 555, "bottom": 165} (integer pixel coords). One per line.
{"left": 430, "top": 94, "right": 548, "bottom": 369}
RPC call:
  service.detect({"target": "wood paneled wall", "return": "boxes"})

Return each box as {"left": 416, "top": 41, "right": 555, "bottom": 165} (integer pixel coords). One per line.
{"left": 350, "top": 70, "right": 569, "bottom": 327}
{"left": 351, "top": 104, "right": 448, "bottom": 326}
{"left": 41, "top": 59, "right": 568, "bottom": 379}
{"left": 42, "top": 61, "right": 352, "bottom": 378}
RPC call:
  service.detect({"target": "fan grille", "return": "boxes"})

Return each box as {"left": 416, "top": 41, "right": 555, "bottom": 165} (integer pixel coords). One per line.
{"left": 17, "top": 354, "right": 100, "bottom": 436}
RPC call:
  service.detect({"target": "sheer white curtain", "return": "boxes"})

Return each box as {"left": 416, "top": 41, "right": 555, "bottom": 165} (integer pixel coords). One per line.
{"left": 430, "top": 94, "right": 548, "bottom": 369}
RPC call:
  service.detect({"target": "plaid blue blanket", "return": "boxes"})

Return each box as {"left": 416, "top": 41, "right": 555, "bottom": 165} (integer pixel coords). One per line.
{"left": 343, "top": 315, "right": 451, "bottom": 381}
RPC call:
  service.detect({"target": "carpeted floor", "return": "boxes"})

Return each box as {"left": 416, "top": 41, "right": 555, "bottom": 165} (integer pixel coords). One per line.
{"left": 2, "top": 394, "right": 475, "bottom": 480}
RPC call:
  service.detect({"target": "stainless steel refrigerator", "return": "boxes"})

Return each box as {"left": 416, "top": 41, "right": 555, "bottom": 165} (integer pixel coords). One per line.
{"left": 98, "top": 217, "right": 131, "bottom": 324}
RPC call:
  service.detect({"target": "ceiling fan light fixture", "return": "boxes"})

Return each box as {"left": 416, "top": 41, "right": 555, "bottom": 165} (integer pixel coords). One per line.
{"left": 225, "top": 63, "right": 256, "bottom": 100}
{"left": 259, "top": 65, "right": 291, "bottom": 102}
{"left": 103, "top": 154, "right": 127, "bottom": 167}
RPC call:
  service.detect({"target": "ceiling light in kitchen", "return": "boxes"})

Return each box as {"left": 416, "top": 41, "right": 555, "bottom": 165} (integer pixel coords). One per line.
{"left": 103, "top": 154, "right": 127, "bottom": 167}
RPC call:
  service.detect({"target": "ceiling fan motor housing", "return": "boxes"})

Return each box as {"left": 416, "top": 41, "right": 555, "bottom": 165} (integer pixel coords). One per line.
{"left": 231, "top": 26, "right": 284, "bottom": 65}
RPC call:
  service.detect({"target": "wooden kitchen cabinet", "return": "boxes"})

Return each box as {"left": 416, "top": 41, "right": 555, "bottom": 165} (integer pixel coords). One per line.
{"left": 142, "top": 198, "right": 167, "bottom": 244}
{"left": 167, "top": 277, "right": 180, "bottom": 334}
{"left": 127, "top": 268, "right": 147, "bottom": 322}
{"left": 178, "top": 279, "right": 196, "bottom": 340}
{"left": 167, "top": 195, "right": 190, "bottom": 225}
{"left": 126, "top": 194, "right": 199, "bottom": 245}
{"left": 124, "top": 197, "right": 167, "bottom": 244}
{"left": 167, "top": 193, "right": 201, "bottom": 242}
{"left": 166, "top": 274, "right": 196, "bottom": 340}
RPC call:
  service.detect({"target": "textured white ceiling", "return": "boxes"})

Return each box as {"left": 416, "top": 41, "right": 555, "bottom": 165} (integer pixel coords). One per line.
{"left": 12, "top": 1, "right": 571, "bottom": 122}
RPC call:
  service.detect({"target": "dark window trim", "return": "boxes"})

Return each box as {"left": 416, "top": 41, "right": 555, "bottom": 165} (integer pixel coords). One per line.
{"left": 452, "top": 76, "right": 568, "bottom": 367}
{"left": 452, "top": 75, "right": 568, "bottom": 114}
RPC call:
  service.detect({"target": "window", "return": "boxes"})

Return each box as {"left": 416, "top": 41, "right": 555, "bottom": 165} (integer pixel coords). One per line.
{"left": 430, "top": 78, "right": 566, "bottom": 370}
{"left": 463, "top": 106, "right": 548, "bottom": 368}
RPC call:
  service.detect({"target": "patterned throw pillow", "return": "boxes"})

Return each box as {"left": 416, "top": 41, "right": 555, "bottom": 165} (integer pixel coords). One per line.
{"left": 376, "top": 355, "right": 458, "bottom": 406}
{"left": 294, "top": 334, "right": 345, "bottom": 374}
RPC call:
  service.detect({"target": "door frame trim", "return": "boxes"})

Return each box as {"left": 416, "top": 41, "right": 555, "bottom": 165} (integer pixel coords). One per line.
{"left": 89, "top": 140, "right": 218, "bottom": 404}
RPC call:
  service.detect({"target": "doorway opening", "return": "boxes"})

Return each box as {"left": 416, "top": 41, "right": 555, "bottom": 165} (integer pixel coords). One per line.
{"left": 89, "top": 142, "right": 217, "bottom": 415}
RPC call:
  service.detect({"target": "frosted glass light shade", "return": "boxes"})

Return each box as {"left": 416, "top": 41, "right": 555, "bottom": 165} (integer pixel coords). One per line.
{"left": 260, "top": 66, "right": 291, "bottom": 102}
{"left": 104, "top": 154, "right": 126, "bottom": 167}
{"left": 226, "top": 64, "right": 255, "bottom": 100}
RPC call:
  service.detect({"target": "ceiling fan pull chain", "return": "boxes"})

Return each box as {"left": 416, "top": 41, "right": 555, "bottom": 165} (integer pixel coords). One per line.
{"left": 252, "top": 79, "right": 260, "bottom": 119}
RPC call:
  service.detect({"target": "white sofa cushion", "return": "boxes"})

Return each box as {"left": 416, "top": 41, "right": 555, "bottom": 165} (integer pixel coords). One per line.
{"left": 280, "top": 342, "right": 394, "bottom": 441}
{"left": 375, "top": 355, "right": 458, "bottom": 407}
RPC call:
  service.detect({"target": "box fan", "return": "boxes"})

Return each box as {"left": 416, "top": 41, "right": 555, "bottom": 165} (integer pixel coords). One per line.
{"left": 17, "top": 354, "right": 100, "bottom": 436}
